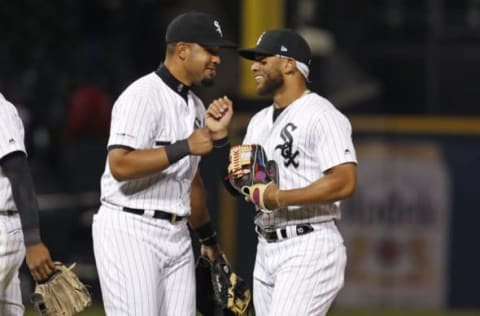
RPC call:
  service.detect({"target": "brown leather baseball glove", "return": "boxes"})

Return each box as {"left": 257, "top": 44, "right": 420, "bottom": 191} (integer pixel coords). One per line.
{"left": 31, "top": 261, "right": 91, "bottom": 316}
{"left": 226, "top": 144, "right": 279, "bottom": 210}
{"left": 211, "top": 254, "right": 252, "bottom": 315}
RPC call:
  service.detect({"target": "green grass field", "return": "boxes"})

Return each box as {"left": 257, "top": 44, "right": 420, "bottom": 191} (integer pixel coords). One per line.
{"left": 25, "top": 307, "right": 480, "bottom": 316}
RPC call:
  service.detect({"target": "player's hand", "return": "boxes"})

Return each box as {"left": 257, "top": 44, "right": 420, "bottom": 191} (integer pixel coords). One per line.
{"left": 245, "top": 182, "right": 280, "bottom": 211}
{"left": 26, "top": 242, "right": 55, "bottom": 282}
{"left": 200, "top": 243, "right": 222, "bottom": 261}
{"left": 187, "top": 128, "right": 213, "bottom": 155}
{"left": 205, "top": 96, "right": 233, "bottom": 140}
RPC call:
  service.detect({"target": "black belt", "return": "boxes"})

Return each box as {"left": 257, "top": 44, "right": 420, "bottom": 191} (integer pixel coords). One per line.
{"left": 0, "top": 210, "right": 17, "bottom": 216}
{"left": 256, "top": 224, "right": 314, "bottom": 243}
{"left": 122, "top": 207, "right": 183, "bottom": 224}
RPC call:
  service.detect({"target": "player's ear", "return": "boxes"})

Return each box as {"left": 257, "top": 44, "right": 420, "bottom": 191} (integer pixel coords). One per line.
{"left": 176, "top": 42, "right": 190, "bottom": 60}
{"left": 282, "top": 57, "right": 296, "bottom": 76}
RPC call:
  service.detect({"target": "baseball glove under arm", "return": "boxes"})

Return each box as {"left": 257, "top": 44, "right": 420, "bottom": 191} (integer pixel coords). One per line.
{"left": 226, "top": 144, "right": 279, "bottom": 210}
{"left": 211, "top": 254, "right": 251, "bottom": 315}
{"left": 31, "top": 262, "right": 91, "bottom": 316}
{"left": 196, "top": 254, "right": 252, "bottom": 316}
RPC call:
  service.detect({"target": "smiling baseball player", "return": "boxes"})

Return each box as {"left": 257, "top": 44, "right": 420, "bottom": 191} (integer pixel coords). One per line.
{"left": 209, "top": 29, "right": 358, "bottom": 316}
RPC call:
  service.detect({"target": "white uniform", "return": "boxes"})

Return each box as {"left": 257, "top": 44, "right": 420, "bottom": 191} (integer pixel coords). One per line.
{"left": 243, "top": 92, "right": 357, "bottom": 316}
{"left": 0, "top": 93, "right": 27, "bottom": 315}
{"left": 92, "top": 68, "right": 205, "bottom": 315}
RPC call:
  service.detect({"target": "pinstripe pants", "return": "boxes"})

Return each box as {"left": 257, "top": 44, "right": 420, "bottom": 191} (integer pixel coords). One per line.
{"left": 93, "top": 205, "right": 195, "bottom": 316}
{"left": 0, "top": 213, "right": 26, "bottom": 316}
{"left": 253, "top": 221, "right": 346, "bottom": 316}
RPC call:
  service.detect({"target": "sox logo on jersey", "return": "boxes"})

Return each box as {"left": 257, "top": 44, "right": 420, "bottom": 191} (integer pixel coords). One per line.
{"left": 275, "top": 122, "right": 299, "bottom": 168}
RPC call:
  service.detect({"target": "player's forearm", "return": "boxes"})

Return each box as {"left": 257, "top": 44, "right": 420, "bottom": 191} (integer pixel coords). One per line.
{"left": 188, "top": 172, "right": 220, "bottom": 248}
{"left": 108, "top": 147, "right": 175, "bottom": 181}
{"left": 188, "top": 172, "right": 212, "bottom": 228}
{"left": 188, "top": 195, "right": 211, "bottom": 228}
{"left": 190, "top": 211, "right": 218, "bottom": 248}
{"left": 277, "top": 163, "right": 357, "bottom": 207}
{"left": 188, "top": 207, "right": 211, "bottom": 229}
{"left": 1, "top": 151, "right": 42, "bottom": 246}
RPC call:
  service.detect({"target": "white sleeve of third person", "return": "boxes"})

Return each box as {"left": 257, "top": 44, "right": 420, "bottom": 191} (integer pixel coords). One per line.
{"left": 315, "top": 109, "right": 357, "bottom": 172}
{"left": 0, "top": 98, "right": 26, "bottom": 159}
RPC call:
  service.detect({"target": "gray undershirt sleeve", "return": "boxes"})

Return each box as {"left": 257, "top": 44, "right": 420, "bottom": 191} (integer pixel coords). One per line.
{"left": 1, "top": 151, "right": 42, "bottom": 246}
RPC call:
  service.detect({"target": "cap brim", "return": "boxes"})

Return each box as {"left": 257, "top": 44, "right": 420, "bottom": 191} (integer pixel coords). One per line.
{"left": 200, "top": 39, "right": 238, "bottom": 48}
{"left": 237, "top": 48, "right": 274, "bottom": 60}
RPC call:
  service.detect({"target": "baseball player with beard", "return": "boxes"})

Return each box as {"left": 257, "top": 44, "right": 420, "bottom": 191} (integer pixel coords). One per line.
{"left": 92, "top": 11, "right": 236, "bottom": 315}
{"left": 209, "top": 29, "right": 357, "bottom": 315}
{"left": 0, "top": 92, "right": 55, "bottom": 315}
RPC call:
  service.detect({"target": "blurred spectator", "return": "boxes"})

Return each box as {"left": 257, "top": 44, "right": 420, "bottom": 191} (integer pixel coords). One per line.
{"left": 64, "top": 83, "right": 111, "bottom": 144}
{"left": 61, "top": 82, "right": 112, "bottom": 193}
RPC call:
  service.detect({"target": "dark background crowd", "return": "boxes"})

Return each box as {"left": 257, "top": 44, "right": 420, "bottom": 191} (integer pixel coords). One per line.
{"left": 2, "top": 0, "right": 479, "bottom": 176}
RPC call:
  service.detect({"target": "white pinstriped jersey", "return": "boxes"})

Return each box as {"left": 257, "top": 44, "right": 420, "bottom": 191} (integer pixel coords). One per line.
{"left": 0, "top": 93, "right": 26, "bottom": 211}
{"left": 243, "top": 92, "right": 357, "bottom": 228}
{"left": 0, "top": 93, "right": 27, "bottom": 315}
{"left": 93, "top": 67, "right": 204, "bottom": 315}
{"left": 100, "top": 72, "right": 205, "bottom": 216}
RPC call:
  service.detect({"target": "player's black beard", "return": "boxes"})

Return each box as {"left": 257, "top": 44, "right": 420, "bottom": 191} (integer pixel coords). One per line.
{"left": 257, "top": 73, "right": 284, "bottom": 96}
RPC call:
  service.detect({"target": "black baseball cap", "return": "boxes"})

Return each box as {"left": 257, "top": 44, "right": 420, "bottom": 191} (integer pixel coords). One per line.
{"left": 238, "top": 29, "right": 311, "bottom": 65}
{"left": 165, "top": 11, "right": 237, "bottom": 48}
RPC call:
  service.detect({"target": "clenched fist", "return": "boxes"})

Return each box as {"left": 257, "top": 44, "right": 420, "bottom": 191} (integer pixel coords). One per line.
{"left": 206, "top": 96, "right": 233, "bottom": 139}
{"left": 187, "top": 128, "right": 213, "bottom": 155}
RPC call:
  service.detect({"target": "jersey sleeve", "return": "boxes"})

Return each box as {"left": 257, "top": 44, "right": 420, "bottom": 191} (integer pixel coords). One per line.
{"left": 107, "top": 92, "right": 157, "bottom": 150}
{"left": 0, "top": 100, "right": 26, "bottom": 159}
{"left": 242, "top": 122, "right": 254, "bottom": 144}
{"left": 314, "top": 110, "right": 357, "bottom": 172}
{"left": 242, "top": 110, "right": 265, "bottom": 144}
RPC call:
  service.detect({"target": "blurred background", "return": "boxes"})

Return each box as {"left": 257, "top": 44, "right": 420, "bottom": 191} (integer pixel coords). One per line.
{"left": 1, "top": 0, "right": 480, "bottom": 314}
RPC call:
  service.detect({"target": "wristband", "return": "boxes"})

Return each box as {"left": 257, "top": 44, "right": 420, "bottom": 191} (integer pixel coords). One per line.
{"left": 195, "top": 221, "right": 218, "bottom": 246}
{"left": 23, "top": 228, "right": 42, "bottom": 247}
{"left": 165, "top": 140, "right": 190, "bottom": 164}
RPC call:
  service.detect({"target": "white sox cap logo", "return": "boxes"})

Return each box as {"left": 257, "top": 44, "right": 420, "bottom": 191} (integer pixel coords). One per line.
{"left": 256, "top": 32, "right": 265, "bottom": 45}
{"left": 214, "top": 20, "right": 223, "bottom": 37}
{"left": 280, "top": 45, "right": 288, "bottom": 52}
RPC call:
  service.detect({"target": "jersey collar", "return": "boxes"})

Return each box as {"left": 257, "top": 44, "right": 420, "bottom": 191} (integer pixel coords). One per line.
{"left": 272, "top": 106, "right": 285, "bottom": 122}
{"left": 155, "top": 64, "right": 190, "bottom": 102}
